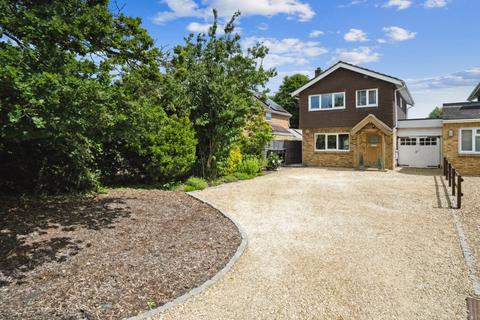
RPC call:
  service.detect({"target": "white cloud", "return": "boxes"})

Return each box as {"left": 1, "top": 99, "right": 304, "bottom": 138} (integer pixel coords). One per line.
{"left": 383, "top": 26, "right": 416, "bottom": 42}
{"left": 242, "top": 37, "right": 327, "bottom": 69}
{"left": 377, "top": 39, "right": 387, "bottom": 44}
{"left": 257, "top": 23, "right": 269, "bottom": 31}
{"left": 408, "top": 68, "right": 480, "bottom": 90}
{"left": 383, "top": 0, "right": 412, "bottom": 10}
{"left": 332, "top": 47, "right": 380, "bottom": 65}
{"left": 344, "top": 28, "right": 368, "bottom": 42}
{"left": 186, "top": 22, "right": 212, "bottom": 33}
{"left": 424, "top": 0, "right": 448, "bottom": 8}
{"left": 309, "top": 30, "right": 324, "bottom": 38}
{"left": 153, "top": 0, "right": 315, "bottom": 24}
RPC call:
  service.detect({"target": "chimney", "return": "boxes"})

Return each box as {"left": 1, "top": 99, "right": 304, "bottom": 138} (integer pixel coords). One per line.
{"left": 315, "top": 67, "right": 322, "bottom": 77}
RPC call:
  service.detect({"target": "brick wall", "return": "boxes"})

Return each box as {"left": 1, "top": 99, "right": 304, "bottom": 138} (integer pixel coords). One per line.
{"left": 443, "top": 122, "right": 480, "bottom": 176}
{"left": 302, "top": 128, "right": 354, "bottom": 167}
{"left": 269, "top": 113, "right": 290, "bottom": 129}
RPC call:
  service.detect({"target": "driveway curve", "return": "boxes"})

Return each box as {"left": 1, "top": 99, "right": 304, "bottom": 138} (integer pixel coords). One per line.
{"left": 157, "top": 167, "right": 471, "bottom": 320}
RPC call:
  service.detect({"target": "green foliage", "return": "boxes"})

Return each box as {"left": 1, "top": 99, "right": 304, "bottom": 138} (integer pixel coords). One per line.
{"left": 0, "top": 1, "right": 196, "bottom": 193}
{"left": 428, "top": 107, "right": 443, "bottom": 119}
{"left": 219, "top": 174, "right": 239, "bottom": 184}
{"left": 266, "top": 153, "right": 282, "bottom": 170}
{"left": 232, "top": 172, "right": 255, "bottom": 180}
{"left": 239, "top": 101, "right": 273, "bottom": 157}
{"left": 225, "top": 145, "right": 243, "bottom": 175}
{"left": 183, "top": 177, "right": 208, "bottom": 192}
{"left": 170, "top": 10, "right": 275, "bottom": 180}
{"left": 272, "top": 74, "right": 310, "bottom": 128}
{"left": 236, "top": 156, "right": 264, "bottom": 176}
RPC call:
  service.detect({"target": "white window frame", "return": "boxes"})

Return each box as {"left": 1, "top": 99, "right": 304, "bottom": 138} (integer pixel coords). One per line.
{"left": 265, "top": 112, "right": 272, "bottom": 121}
{"left": 356, "top": 88, "right": 378, "bottom": 108}
{"left": 314, "top": 133, "right": 350, "bottom": 152}
{"left": 459, "top": 128, "right": 480, "bottom": 154}
{"left": 308, "top": 92, "right": 346, "bottom": 111}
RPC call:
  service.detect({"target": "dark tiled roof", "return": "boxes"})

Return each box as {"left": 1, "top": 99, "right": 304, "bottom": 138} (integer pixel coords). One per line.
{"left": 254, "top": 93, "right": 291, "bottom": 115}
{"left": 443, "top": 102, "right": 480, "bottom": 120}
{"left": 331, "top": 60, "right": 404, "bottom": 83}
{"left": 270, "top": 123, "right": 292, "bottom": 135}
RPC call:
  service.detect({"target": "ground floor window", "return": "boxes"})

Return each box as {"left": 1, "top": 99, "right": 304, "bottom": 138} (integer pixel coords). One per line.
{"left": 315, "top": 133, "right": 350, "bottom": 151}
{"left": 460, "top": 128, "right": 480, "bottom": 153}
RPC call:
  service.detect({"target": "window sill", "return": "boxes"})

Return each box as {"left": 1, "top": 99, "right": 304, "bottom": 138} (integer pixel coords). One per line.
{"left": 356, "top": 105, "right": 378, "bottom": 109}
{"left": 309, "top": 107, "right": 346, "bottom": 112}
{"left": 314, "top": 150, "right": 351, "bottom": 153}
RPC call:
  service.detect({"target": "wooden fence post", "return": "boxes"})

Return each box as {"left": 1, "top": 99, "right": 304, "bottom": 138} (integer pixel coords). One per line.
{"left": 452, "top": 168, "right": 456, "bottom": 196}
{"left": 457, "top": 175, "right": 464, "bottom": 209}
{"left": 448, "top": 163, "right": 452, "bottom": 187}
{"left": 443, "top": 157, "right": 447, "bottom": 177}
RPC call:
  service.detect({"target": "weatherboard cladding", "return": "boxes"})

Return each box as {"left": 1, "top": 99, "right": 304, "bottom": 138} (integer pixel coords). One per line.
{"left": 299, "top": 68, "right": 400, "bottom": 129}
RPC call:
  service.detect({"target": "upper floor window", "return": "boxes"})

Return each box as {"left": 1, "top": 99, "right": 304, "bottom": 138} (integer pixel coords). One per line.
{"left": 460, "top": 128, "right": 480, "bottom": 154}
{"left": 356, "top": 89, "right": 378, "bottom": 108}
{"left": 265, "top": 112, "right": 272, "bottom": 120}
{"left": 309, "top": 92, "right": 345, "bottom": 111}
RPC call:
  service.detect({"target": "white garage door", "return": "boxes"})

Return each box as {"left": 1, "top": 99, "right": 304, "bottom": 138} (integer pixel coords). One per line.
{"left": 398, "top": 137, "right": 441, "bottom": 168}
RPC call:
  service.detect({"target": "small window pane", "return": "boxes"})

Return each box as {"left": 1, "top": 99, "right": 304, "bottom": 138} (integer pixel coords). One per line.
{"left": 461, "top": 130, "right": 473, "bottom": 151}
{"left": 333, "top": 93, "right": 344, "bottom": 108}
{"left": 265, "top": 112, "right": 272, "bottom": 120}
{"left": 368, "top": 90, "right": 377, "bottom": 105}
{"left": 310, "top": 96, "right": 320, "bottom": 109}
{"left": 339, "top": 134, "right": 349, "bottom": 150}
{"left": 327, "top": 135, "right": 337, "bottom": 149}
{"left": 321, "top": 94, "right": 333, "bottom": 109}
{"left": 368, "top": 135, "right": 380, "bottom": 144}
{"left": 476, "top": 136, "right": 480, "bottom": 152}
{"left": 357, "top": 90, "right": 367, "bottom": 106}
{"left": 315, "top": 134, "right": 325, "bottom": 150}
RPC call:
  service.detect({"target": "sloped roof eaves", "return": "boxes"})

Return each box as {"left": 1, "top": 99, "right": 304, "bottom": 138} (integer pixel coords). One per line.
{"left": 290, "top": 60, "right": 414, "bottom": 105}
{"left": 254, "top": 95, "right": 291, "bottom": 116}
{"left": 467, "top": 83, "right": 480, "bottom": 101}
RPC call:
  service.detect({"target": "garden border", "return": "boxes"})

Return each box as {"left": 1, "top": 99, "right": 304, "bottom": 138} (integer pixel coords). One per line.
{"left": 126, "top": 191, "right": 248, "bottom": 320}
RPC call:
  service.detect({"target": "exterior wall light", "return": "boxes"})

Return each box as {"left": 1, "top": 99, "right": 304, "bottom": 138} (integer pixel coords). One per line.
{"left": 448, "top": 129, "right": 454, "bottom": 137}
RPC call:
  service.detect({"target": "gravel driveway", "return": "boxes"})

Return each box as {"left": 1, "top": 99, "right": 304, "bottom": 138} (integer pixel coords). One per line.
{"left": 158, "top": 167, "right": 472, "bottom": 320}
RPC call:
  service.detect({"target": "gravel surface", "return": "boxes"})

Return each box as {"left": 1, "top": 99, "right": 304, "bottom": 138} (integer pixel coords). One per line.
{"left": 158, "top": 167, "right": 472, "bottom": 320}
{"left": 0, "top": 189, "right": 241, "bottom": 320}
{"left": 457, "top": 176, "right": 480, "bottom": 293}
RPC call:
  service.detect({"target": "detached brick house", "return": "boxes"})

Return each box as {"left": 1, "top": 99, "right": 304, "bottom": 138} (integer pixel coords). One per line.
{"left": 291, "top": 61, "right": 414, "bottom": 170}
{"left": 291, "top": 61, "right": 480, "bottom": 175}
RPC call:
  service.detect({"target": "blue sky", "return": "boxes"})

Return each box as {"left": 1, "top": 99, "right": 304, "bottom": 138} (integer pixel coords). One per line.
{"left": 118, "top": 0, "right": 480, "bottom": 118}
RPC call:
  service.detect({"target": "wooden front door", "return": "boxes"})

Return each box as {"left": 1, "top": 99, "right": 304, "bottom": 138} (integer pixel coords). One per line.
{"left": 366, "top": 134, "right": 382, "bottom": 167}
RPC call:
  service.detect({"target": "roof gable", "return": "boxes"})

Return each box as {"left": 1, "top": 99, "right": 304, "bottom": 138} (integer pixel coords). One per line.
{"left": 290, "top": 61, "right": 414, "bottom": 105}
{"left": 467, "top": 82, "right": 480, "bottom": 101}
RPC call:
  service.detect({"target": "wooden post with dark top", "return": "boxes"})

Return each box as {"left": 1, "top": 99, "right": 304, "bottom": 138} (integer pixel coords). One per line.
{"left": 448, "top": 163, "right": 452, "bottom": 187}
{"left": 443, "top": 157, "right": 447, "bottom": 177}
{"left": 457, "top": 175, "right": 464, "bottom": 209}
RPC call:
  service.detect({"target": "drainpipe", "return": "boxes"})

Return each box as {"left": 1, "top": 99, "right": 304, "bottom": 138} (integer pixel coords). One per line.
{"left": 394, "top": 83, "right": 407, "bottom": 166}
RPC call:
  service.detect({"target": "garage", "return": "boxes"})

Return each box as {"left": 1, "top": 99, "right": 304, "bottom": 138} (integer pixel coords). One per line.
{"left": 396, "top": 119, "right": 443, "bottom": 168}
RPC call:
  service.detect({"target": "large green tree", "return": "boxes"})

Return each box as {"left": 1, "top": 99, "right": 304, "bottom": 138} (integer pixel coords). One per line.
{"left": 272, "top": 73, "right": 309, "bottom": 128}
{"left": 0, "top": 0, "right": 196, "bottom": 193}
{"left": 170, "top": 10, "right": 275, "bottom": 179}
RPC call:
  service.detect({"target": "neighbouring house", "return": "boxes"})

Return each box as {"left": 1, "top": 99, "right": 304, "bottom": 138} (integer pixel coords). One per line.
{"left": 441, "top": 85, "right": 480, "bottom": 175}
{"left": 291, "top": 61, "right": 414, "bottom": 170}
{"left": 291, "top": 61, "right": 480, "bottom": 175}
{"left": 254, "top": 95, "right": 302, "bottom": 164}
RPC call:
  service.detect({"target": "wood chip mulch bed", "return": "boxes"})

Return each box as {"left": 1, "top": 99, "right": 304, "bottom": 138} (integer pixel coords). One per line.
{"left": 0, "top": 189, "right": 241, "bottom": 320}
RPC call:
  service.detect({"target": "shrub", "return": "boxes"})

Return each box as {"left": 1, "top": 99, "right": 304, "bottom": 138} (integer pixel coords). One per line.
{"left": 183, "top": 177, "right": 208, "bottom": 192}
{"left": 221, "top": 174, "right": 239, "bottom": 183}
{"left": 266, "top": 153, "right": 282, "bottom": 170}
{"left": 236, "top": 157, "right": 264, "bottom": 176}
{"left": 225, "top": 145, "right": 243, "bottom": 175}
{"left": 233, "top": 172, "right": 254, "bottom": 180}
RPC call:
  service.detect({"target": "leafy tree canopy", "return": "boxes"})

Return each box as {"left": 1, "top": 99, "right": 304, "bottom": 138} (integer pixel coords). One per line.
{"left": 272, "top": 73, "right": 309, "bottom": 128}
{"left": 170, "top": 10, "right": 275, "bottom": 179}
{"left": 428, "top": 107, "right": 443, "bottom": 119}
